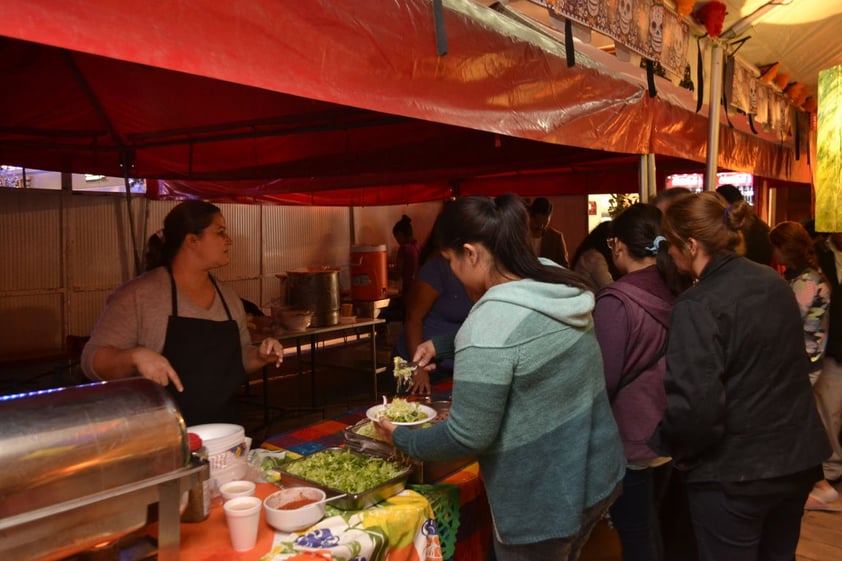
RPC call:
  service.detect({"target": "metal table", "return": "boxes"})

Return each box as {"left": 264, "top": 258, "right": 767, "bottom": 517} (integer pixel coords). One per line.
{"left": 252, "top": 318, "right": 387, "bottom": 428}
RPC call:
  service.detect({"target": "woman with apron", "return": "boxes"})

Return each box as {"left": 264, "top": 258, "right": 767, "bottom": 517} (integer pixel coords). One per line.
{"left": 81, "top": 201, "right": 283, "bottom": 426}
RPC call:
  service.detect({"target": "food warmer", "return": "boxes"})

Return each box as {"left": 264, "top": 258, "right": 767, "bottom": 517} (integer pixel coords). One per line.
{"left": 0, "top": 378, "right": 205, "bottom": 561}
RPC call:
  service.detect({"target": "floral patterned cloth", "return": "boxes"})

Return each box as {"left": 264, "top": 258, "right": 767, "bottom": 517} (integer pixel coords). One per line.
{"left": 260, "top": 490, "right": 442, "bottom": 561}
{"left": 787, "top": 266, "right": 831, "bottom": 372}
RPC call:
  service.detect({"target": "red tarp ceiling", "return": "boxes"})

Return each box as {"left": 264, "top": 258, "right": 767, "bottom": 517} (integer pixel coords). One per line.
{"left": 0, "top": 0, "right": 811, "bottom": 205}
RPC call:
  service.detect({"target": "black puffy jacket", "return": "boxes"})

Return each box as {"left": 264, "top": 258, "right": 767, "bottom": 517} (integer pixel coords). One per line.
{"left": 650, "top": 254, "right": 830, "bottom": 483}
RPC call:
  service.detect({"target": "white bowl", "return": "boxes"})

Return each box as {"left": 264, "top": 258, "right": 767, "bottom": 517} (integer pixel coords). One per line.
{"left": 219, "top": 480, "right": 256, "bottom": 501}
{"left": 263, "top": 487, "right": 326, "bottom": 532}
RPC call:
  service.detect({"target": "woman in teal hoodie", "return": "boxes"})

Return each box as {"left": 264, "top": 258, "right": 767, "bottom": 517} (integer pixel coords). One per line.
{"left": 376, "top": 194, "right": 624, "bottom": 561}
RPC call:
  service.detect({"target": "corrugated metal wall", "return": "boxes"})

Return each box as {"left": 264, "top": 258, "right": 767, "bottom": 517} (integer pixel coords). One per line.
{"left": 0, "top": 190, "right": 63, "bottom": 293}
{"left": 261, "top": 204, "right": 352, "bottom": 304}
{"left": 1, "top": 190, "right": 67, "bottom": 356}
{"left": 69, "top": 193, "right": 148, "bottom": 340}
{"left": 0, "top": 190, "right": 357, "bottom": 359}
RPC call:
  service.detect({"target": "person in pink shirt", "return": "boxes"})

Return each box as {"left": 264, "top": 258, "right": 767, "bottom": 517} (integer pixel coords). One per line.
{"left": 393, "top": 214, "right": 420, "bottom": 298}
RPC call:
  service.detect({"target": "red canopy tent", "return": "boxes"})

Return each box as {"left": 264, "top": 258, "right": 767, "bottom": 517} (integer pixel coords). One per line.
{"left": 0, "top": 0, "right": 811, "bottom": 205}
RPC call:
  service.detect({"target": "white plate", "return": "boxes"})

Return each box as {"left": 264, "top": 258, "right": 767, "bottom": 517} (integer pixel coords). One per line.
{"left": 366, "top": 403, "right": 437, "bottom": 426}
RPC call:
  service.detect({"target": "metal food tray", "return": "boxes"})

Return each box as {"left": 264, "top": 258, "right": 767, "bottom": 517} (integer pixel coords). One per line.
{"left": 344, "top": 419, "right": 394, "bottom": 457}
{"left": 343, "top": 399, "right": 451, "bottom": 458}
{"left": 274, "top": 447, "right": 413, "bottom": 510}
{"left": 344, "top": 401, "right": 475, "bottom": 483}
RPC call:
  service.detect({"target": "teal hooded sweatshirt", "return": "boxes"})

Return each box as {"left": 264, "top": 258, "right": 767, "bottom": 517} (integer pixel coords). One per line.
{"left": 393, "top": 277, "right": 624, "bottom": 545}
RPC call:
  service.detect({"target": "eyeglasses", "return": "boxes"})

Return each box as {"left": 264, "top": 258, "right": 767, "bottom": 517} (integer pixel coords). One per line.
{"left": 606, "top": 237, "right": 617, "bottom": 250}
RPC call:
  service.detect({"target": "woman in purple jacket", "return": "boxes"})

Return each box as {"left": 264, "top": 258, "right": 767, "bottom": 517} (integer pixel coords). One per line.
{"left": 594, "top": 203, "right": 682, "bottom": 561}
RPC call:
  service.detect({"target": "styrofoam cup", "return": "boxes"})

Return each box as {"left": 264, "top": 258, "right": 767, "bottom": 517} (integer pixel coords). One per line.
{"left": 223, "top": 496, "right": 262, "bottom": 551}
{"left": 220, "top": 479, "right": 256, "bottom": 502}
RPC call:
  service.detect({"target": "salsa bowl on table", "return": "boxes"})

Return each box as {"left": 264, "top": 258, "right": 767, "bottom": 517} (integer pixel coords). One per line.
{"left": 263, "top": 487, "right": 326, "bottom": 532}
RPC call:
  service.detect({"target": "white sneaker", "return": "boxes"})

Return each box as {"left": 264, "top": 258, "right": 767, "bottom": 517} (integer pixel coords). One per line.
{"left": 809, "top": 483, "right": 840, "bottom": 504}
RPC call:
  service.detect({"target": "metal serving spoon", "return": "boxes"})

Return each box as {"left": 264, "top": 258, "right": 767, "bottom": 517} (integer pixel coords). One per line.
{"left": 315, "top": 493, "right": 348, "bottom": 506}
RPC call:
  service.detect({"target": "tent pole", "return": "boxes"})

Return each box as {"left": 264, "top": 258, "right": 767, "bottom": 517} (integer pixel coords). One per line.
{"left": 647, "top": 154, "right": 657, "bottom": 200}
{"left": 705, "top": 43, "right": 724, "bottom": 191}
{"left": 638, "top": 153, "right": 656, "bottom": 202}
{"left": 638, "top": 155, "right": 649, "bottom": 202}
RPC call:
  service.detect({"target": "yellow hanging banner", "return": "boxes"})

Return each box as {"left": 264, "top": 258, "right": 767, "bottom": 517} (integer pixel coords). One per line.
{"left": 816, "top": 64, "right": 842, "bottom": 233}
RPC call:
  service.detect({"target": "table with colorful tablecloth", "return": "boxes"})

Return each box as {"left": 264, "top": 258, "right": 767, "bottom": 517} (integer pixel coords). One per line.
{"left": 180, "top": 382, "right": 491, "bottom": 561}
{"left": 262, "top": 383, "right": 491, "bottom": 561}
{"left": 178, "top": 482, "right": 439, "bottom": 561}
{"left": 259, "top": 489, "right": 441, "bottom": 561}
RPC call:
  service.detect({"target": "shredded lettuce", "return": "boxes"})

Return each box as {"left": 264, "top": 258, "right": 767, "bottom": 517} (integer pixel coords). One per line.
{"left": 355, "top": 421, "right": 387, "bottom": 441}
{"left": 393, "top": 357, "right": 413, "bottom": 391}
{"left": 283, "top": 449, "right": 405, "bottom": 494}
{"left": 378, "top": 398, "right": 428, "bottom": 423}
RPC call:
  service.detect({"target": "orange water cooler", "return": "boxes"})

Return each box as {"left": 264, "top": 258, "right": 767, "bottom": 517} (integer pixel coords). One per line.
{"left": 350, "top": 244, "right": 388, "bottom": 301}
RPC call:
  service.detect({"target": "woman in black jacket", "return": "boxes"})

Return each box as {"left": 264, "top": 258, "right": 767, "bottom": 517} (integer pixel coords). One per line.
{"left": 649, "top": 191, "right": 829, "bottom": 561}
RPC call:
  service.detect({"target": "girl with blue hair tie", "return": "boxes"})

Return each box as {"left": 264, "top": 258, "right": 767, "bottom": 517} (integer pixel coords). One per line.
{"left": 594, "top": 203, "right": 684, "bottom": 561}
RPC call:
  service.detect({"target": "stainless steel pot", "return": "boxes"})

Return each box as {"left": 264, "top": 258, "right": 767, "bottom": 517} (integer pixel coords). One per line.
{"left": 284, "top": 267, "right": 341, "bottom": 327}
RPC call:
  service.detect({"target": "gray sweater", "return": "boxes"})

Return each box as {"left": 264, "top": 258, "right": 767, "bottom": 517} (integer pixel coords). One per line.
{"left": 81, "top": 267, "right": 252, "bottom": 379}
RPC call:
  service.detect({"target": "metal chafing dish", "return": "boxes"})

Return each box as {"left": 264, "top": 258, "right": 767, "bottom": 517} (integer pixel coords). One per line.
{"left": 0, "top": 378, "right": 204, "bottom": 561}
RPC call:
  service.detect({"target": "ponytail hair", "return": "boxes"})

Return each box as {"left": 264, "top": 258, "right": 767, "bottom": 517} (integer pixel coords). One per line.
{"left": 612, "top": 203, "right": 689, "bottom": 294}
{"left": 144, "top": 200, "right": 222, "bottom": 271}
{"left": 663, "top": 191, "right": 745, "bottom": 259}
{"left": 435, "top": 194, "right": 591, "bottom": 290}
{"left": 392, "top": 214, "right": 414, "bottom": 240}
{"left": 612, "top": 204, "right": 666, "bottom": 260}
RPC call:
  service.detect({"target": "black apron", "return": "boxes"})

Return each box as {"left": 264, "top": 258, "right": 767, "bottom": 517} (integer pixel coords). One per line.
{"left": 161, "top": 271, "right": 246, "bottom": 426}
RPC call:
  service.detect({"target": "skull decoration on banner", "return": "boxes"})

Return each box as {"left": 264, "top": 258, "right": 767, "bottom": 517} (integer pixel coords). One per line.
{"left": 649, "top": 3, "right": 664, "bottom": 55}
{"left": 587, "top": 0, "right": 601, "bottom": 19}
{"left": 541, "top": 0, "right": 690, "bottom": 78}
{"left": 618, "top": 0, "right": 633, "bottom": 37}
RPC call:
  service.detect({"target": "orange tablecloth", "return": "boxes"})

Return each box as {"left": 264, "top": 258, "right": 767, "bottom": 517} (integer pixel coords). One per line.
{"left": 177, "top": 465, "right": 490, "bottom": 561}
{"left": 180, "top": 378, "right": 491, "bottom": 561}
{"left": 179, "top": 483, "right": 279, "bottom": 561}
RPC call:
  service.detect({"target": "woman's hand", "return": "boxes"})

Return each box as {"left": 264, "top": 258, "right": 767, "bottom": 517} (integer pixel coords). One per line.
{"left": 258, "top": 337, "right": 283, "bottom": 367}
{"left": 131, "top": 347, "right": 184, "bottom": 391}
{"left": 412, "top": 340, "right": 437, "bottom": 370}
{"left": 408, "top": 368, "right": 432, "bottom": 395}
{"left": 374, "top": 417, "right": 397, "bottom": 445}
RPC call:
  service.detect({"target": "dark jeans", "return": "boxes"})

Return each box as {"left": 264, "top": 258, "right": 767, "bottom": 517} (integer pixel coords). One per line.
{"left": 609, "top": 463, "right": 672, "bottom": 561}
{"left": 686, "top": 482, "right": 810, "bottom": 561}
{"left": 492, "top": 484, "right": 621, "bottom": 561}
{"left": 661, "top": 469, "right": 698, "bottom": 561}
